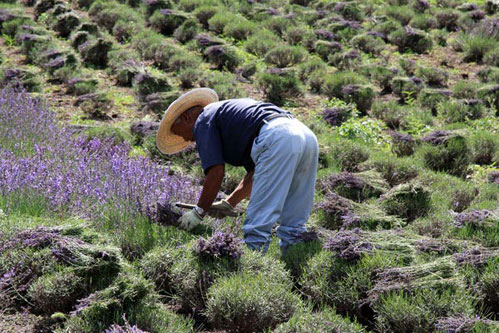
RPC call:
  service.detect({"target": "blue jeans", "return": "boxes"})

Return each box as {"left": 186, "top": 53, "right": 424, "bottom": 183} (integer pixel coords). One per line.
{"left": 242, "top": 117, "right": 319, "bottom": 253}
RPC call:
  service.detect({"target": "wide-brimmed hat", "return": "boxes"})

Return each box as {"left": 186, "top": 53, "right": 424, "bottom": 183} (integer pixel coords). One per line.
{"left": 156, "top": 88, "right": 218, "bottom": 155}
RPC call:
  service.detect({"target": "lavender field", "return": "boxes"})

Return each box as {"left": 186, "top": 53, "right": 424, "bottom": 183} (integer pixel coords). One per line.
{"left": 1, "top": 0, "right": 499, "bottom": 331}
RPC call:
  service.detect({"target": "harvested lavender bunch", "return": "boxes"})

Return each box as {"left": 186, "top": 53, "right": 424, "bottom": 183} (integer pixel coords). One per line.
{"left": 423, "top": 130, "right": 456, "bottom": 145}
{"left": 321, "top": 105, "right": 355, "bottom": 127}
{"left": 323, "top": 228, "right": 373, "bottom": 260}
{"left": 488, "top": 171, "right": 499, "bottom": 184}
{"left": 194, "top": 231, "right": 243, "bottom": 259}
{"left": 414, "top": 239, "right": 446, "bottom": 255}
{"left": 316, "top": 192, "right": 353, "bottom": 229}
{"left": 434, "top": 315, "right": 498, "bottom": 332}
{"left": 453, "top": 247, "right": 499, "bottom": 268}
{"left": 453, "top": 209, "right": 493, "bottom": 228}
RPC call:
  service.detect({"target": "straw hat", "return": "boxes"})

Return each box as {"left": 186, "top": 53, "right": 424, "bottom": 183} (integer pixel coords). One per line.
{"left": 156, "top": 88, "right": 218, "bottom": 155}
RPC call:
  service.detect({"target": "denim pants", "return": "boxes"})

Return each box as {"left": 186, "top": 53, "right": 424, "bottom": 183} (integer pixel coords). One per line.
{"left": 242, "top": 117, "right": 319, "bottom": 252}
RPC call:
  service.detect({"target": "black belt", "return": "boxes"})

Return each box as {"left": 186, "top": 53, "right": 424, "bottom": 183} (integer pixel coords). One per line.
{"left": 255, "top": 112, "right": 294, "bottom": 137}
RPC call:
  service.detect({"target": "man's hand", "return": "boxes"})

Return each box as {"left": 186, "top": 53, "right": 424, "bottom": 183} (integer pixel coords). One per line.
{"left": 208, "top": 199, "right": 235, "bottom": 218}
{"left": 178, "top": 209, "right": 203, "bottom": 231}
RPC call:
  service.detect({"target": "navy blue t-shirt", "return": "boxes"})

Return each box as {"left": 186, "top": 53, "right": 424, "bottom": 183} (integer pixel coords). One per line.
{"left": 193, "top": 98, "right": 290, "bottom": 174}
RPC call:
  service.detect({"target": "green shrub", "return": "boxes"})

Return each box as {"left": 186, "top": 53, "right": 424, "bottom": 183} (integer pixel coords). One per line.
{"left": 389, "top": 26, "right": 433, "bottom": 54}
{"left": 264, "top": 45, "right": 307, "bottom": 68}
{"left": 168, "top": 51, "right": 201, "bottom": 72}
{"left": 78, "top": 37, "right": 112, "bottom": 68}
{"left": 205, "top": 272, "right": 300, "bottom": 332}
{"left": 436, "top": 9, "right": 461, "bottom": 31}
{"left": 418, "top": 88, "right": 453, "bottom": 113}
{"left": 314, "top": 40, "right": 343, "bottom": 62}
{"left": 385, "top": 5, "right": 415, "bottom": 25}
{"left": 223, "top": 19, "right": 256, "bottom": 41}
{"left": 244, "top": 29, "right": 281, "bottom": 57}
{"left": 263, "top": 16, "right": 290, "bottom": 37}
{"left": 330, "top": 139, "right": 370, "bottom": 172}
{"left": 391, "top": 131, "right": 418, "bottom": 157}
{"left": 477, "top": 67, "right": 499, "bottom": 83}
{"left": 140, "top": 244, "right": 194, "bottom": 295}
{"left": 27, "top": 268, "right": 85, "bottom": 315}
{"left": 380, "top": 182, "right": 431, "bottom": 221}
{"left": 66, "top": 77, "right": 98, "bottom": 95}
{"left": 203, "top": 45, "right": 241, "bottom": 71}
{"left": 334, "top": 1, "right": 364, "bottom": 21}
{"left": 409, "top": 13, "right": 438, "bottom": 31}
{"left": 373, "top": 19, "right": 402, "bottom": 38}
{"left": 469, "top": 131, "right": 498, "bottom": 165}
{"left": 207, "top": 11, "right": 237, "bottom": 34}
{"left": 370, "top": 100, "right": 406, "bottom": 129}
{"left": 88, "top": 0, "right": 143, "bottom": 32}
{"left": 194, "top": 5, "right": 218, "bottom": 29}
{"left": 149, "top": 9, "right": 189, "bottom": 36}
{"left": 362, "top": 65, "right": 399, "bottom": 93}
{"left": 374, "top": 287, "right": 476, "bottom": 333}
{"left": 297, "top": 57, "right": 328, "bottom": 82}
{"left": 477, "top": 84, "right": 499, "bottom": 111}
{"left": 257, "top": 68, "right": 302, "bottom": 106}
{"left": 173, "top": 18, "right": 200, "bottom": 43}
{"left": 0, "top": 66, "right": 42, "bottom": 92}
{"left": 2, "top": 17, "right": 34, "bottom": 38}
{"left": 321, "top": 71, "right": 365, "bottom": 99}
{"left": 285, "top": 25, "right": 316, "bottom": 49}
{"left": 300, "top": 251, "right": 405, "bottom": 319}
{"left": 143, "top": 0, "right": 172, "bottom": 17}
{"left": 421, "top": 134, "right": 471, "bottom": 177}
{"left": 458, "top": 33, "right": 499, "bottom": 64}
{"left": 416, "top": 66, "right": 448, "bottom": 87}
{"left": 275, "top": 306, "right": 366, "bottom": 333}
{"left": 351, "top": 33, "right": 385, "bottom": 55}
{"left": 391, "top": 76, "right": 424, "bottom": 102}
{"left": 453, "top": 81, "right": 478, "bottom": 99}
{"left": 338, "top": 117, "right": 390, "bottom": 148}
{"left": 484, "top": 47, "right": 499, "bottom": 67}
{"left": 111, "top": 20, "right": 141, "bottom": 43}
{"left": 199, "top": 71, "right": 243, "bottom": 100}
{"left": 477, "top": 258, "right": 499, "bottom": 316}
{"left": 132, "top": 68, "right": 171, "bottom": 100}
{"left": 437, "top": 99, "right": 485, "bottom": 123}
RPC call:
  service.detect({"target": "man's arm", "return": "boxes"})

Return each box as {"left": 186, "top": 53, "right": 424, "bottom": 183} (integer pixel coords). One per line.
{"left": 197, "top": 164, "right": 225, "bottom": 213}
{"left": 226, "top": 170, "right": 254, "bottom": 207}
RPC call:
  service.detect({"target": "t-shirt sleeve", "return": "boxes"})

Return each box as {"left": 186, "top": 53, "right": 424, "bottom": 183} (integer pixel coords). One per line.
{"left": 244, "top": 161, "right": 255, "bottom": 173}
{"left": 194, "top": 122, "right": 225, "bottom": 174}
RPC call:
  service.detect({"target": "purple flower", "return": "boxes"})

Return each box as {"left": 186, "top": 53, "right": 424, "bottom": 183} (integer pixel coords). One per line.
{"left": 323, "top": 228, "right": 373, "bottom": 260}
{"left": 194, "top": 231, "right": 243, "bottom": 259}
{"left": 0, "top": 87, "right": 198, "bottom": 228}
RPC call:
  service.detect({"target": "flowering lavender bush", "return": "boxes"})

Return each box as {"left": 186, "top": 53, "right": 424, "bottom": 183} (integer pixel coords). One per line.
{"left": 194, "top": 231, "right": 244, "bottom": 260}
{"left": 0, "top": 88, "right": 196, "bottom": 225}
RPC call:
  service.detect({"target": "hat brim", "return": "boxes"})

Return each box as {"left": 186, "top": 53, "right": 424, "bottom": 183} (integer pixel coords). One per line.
{"left": 156, "top": 88, "right": 218, "bottom": 155}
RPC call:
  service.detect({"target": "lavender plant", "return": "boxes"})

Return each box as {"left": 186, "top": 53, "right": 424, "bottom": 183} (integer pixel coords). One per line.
{"left": 0, "top": 88, "right": 197, "bottom": 251}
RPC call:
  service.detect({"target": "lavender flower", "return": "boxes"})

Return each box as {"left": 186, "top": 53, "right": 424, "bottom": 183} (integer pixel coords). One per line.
{"left": 105, "top": 315, "right": 149, "bottom": 333}
{"left": 452, "top": 209, "right": 492, "bottom": 228}
{"left": 323, "top": 228, "right": 373, "bottom": 260}
{"left": 0, "top": 87, "right": 197, "bottom": 228}
{"left": 194, "top": 231, "right": 243, "bottom": 259}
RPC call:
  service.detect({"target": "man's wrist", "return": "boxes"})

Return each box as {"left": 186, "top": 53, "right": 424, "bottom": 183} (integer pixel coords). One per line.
{"left": 194, "top": 205, "right": 205, "bottom": 218}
